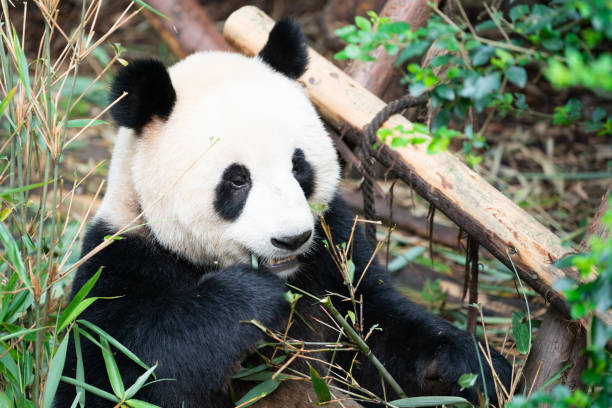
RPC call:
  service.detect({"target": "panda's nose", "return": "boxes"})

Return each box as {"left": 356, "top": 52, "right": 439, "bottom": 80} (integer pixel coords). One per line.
{"left": 271, "top": 230, "right": 312, "bottom": 251}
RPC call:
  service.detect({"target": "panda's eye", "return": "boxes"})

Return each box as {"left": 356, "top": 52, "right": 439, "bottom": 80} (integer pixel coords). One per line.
{"left": 292, "top": 152, "right": 304, "bottom": 175}
{"left": 230, "top": 175, "right": 248, "bottom": 188}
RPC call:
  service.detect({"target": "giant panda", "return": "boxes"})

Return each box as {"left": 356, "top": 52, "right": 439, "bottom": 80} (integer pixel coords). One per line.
{"left": 55, "top": 19, "right": 512, "bottom": 408}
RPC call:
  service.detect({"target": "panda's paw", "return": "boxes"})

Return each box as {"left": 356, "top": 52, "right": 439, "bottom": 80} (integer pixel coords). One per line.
{"left": 202, "top": 264, "right": 290, "bottom": 329}
{"left": 419, "top": 333, "right": 512, "bottom": 406}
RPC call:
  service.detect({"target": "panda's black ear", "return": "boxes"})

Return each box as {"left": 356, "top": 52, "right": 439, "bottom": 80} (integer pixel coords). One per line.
{"left": 109, "top": 59, "right": 176, "bottom": 130}
{"left": 258, "top": 18, "right": 308, "bottom": 79}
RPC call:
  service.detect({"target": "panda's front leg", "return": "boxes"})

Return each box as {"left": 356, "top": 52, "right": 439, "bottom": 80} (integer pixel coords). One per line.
{"left": 349, "top": 278, "right": 512, "bottom": 406}
{"left": 117, "top": 264, "right": 289, "bottom": 407}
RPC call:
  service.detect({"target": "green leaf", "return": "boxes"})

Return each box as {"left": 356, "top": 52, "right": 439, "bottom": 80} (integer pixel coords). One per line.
{"left": 125, "top": 399, "right": 163, "bottom": 408}
{"left": 458, "top": 373, "right": 478, "bottom": 390}
{"left": 309, "top": 364, "right": 332, "bottom": 403}
{"left": 390, "top": 396, "right": 470, "bottom": 407}
{"left": 335, "top": 25, "right": 357, "bottom": 39}
{"left": 344, "top": 44, "right": 362, "bottom": 59}
{"left": 65, "top": 119, "right": 109, "bottom": 128}
{"left": 43, "top": 335, "right": 70, "bottom": 408}
{"left": 129, "top": 0, "right": 169, "bottom": 20}
{"left": 396, "top": 40, "right": 430, "bottom": 64}
{"left": 435, "top": 84, "right": 455, "bottom": 101}
{"left": 58, "top": 269, "right": 102, "bottom": 332}
{"left": 0, "top": 179, "right": 54, "bottom": 203}
{"left": 100, "top": 337, "right": 125, "bottom": 398}
{"left": 509, "top": 5, "right": 530, "bottom": 21}
{"left": 471, "top": 45, "right": 495, "bottom": 66}
{"left": 13, "top": 29, "right": 30, "bottom": 94}
{"left": 506, "top": 66, "right": 527, "bottom": 88}
{"left": 0, "top": 222, "right": 31, "bottom": 293}
{"left": 384, "top": 43, "right": 399, "bottom": 55}
{"left": 512, "top": 311, "right": 530, "bottom": 354}
{"left": 61, "top": 377, "right": 119, "bottom": 402}
{"left": 0, "top": 326, "right": 45, "bottom": 342}
{"left": 78, "top": 320, "right": 151, "bottom": 372}
{"left": 355, "top": 16, "right": 372, "bottom": 32}
{"left": 592, "top": 107, "right": 606, "bottom": 122}
{"left": 0, "top": 391, "right": 13, "bottom": 408}
{"left": 124, "top": 363, "right": 158, "bottom": 400}
{"left": 73, "top": 328, "right": 86, "bottom": 407}
{"left": 233, "top": 356, "right": 287, "bottom": 380}
{"left": 346, "top": 259, "right": 355, "bottom": 285}
{"left": 387, "top": 247, "right": 426, "bottom": 273}
{"left": 234, "top": 378, "right": 280, "bottom": 407}
{"left": 0, "top": 86, "right": 17, "bottom": 117}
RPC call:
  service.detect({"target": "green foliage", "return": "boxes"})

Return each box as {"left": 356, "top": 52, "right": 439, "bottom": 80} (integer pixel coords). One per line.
{"left": 420, "top": 278, "right": 448, "bottom": 314}
{"left": 509, "top": 198, "right": 612, "bottom": 407}
{"left": 334, "top": 1, "right": 612, "bottom": 165}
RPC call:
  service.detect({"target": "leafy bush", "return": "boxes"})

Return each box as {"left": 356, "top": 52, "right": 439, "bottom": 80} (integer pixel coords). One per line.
{"left": 335, "top": 1, "right": 612, "bottom": 165}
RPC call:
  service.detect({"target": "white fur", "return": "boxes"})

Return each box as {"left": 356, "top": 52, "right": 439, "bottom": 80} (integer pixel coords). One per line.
{"left": 99, "top": 52, "right": 340, "bottom": 271}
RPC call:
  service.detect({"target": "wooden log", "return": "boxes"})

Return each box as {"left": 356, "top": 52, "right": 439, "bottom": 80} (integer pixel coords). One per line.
{"left": 522, "top": 308, "right": 586, "bottom": 392}
{"left": 222, "top": 6, "right": 585, "bottom": 321}
{"left": 346, "top": 0, "right": 440, "bottom": 96}
{"left": 145, "top": 0, "right": 231, "bottom": 57}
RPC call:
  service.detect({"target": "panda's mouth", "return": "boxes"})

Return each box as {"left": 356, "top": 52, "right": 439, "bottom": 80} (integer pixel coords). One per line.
{"left": 252, "top": 254, "right": 300, "bottom": 276}
{"left": 262, "top": 255, "right": 298, "bottom": 273}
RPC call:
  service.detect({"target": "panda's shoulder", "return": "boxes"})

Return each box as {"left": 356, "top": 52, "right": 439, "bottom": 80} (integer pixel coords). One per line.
{"left": 73, "top": 220, "right": 202, "bottom": 297}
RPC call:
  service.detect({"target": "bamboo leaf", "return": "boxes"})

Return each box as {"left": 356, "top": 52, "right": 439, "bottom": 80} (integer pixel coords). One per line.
{"left": 100, "top": 337, "right": 125, "bottom": 398}
{"left": 0, "top": 391, "right": 14, "bottom": 408}
{"left": 43, "top": 335, "right": 70, "bottom": 408}
{"left": 58, "top": 269, "right": 102, "bottom": 332}
{"left": 124, "top": 363, "right": 158, "bottom": 400}
{"left": 0, "top": 86, "right": 16, "bottom": 117}
{"left": 125, "top": 399, "right": 162, "bottom": 408}
{"left": 389, "top": 396, "right": 470, "bottom": 407}
{"left": 58, "top": 298, "right": 98, "bottom": 333}
{"left": 308, "top": 364, "right": 331, "bottom": 403}
{"left": 512, "top": 311, "right": 530, "bottom": 354}
{"left": 0, "top": 179, "right": 54, "bottom": 202}
{"left": 0, "top": 222, "right": 31, "bottom": 293}
{"left": 129, "top": 0, "right": 169, "bottom": 20}
{"left": 77, "top": 320, "right": 151, "bottom": 372}
{"left": 73, "top": 328, "right": 86, "bottom": 407}
{"left": 234, "top": 378, "right": 280, "bottom": 407}
{"left": 65, "top": 119, "right": 109, "bottom": 128}
{"left": 61, "top": 377, "right": 120, "bottom": 402}
{"left": 12, "top": 28, "right": 31, "bottom": 94}
{"left": 0, "top": 326, "right": 46, "bottom": 342}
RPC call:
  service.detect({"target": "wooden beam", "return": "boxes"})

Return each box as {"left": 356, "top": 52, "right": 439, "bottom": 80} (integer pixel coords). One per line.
{"left": 222, "top": 6, "right": 579, "bottom": 319}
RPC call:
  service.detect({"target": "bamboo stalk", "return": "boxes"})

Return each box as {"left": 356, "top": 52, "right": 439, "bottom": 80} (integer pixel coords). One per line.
{"left": 320, "top": 297, "right": 407, "bottom": 399}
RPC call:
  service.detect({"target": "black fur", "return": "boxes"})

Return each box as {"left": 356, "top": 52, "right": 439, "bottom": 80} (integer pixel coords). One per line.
{"left": 258, "top": 19, "right": 309, "bottom": 79}
{"left": 109, "top": 59, "right": 176, "bottom": 130}
{"left": 214, "top": 163, "right": 252, "bottom": 220}
{"left": 55, "top": 195, "right": 511, "bottom": 408}
{"left": 292, "top": 148, "right": 314, "bottom": 198}
{"left": 55, "top": 220, "right": 288, "bottom": 407}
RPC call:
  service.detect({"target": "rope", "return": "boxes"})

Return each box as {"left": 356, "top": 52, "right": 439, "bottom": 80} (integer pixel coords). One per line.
{"left": 360, "top": 95, "right": 425, "bottom": 246}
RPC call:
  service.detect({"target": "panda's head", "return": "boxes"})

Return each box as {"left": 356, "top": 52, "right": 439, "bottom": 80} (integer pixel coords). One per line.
{"left": 101, "top": 19, "right": 339, "bottom": 277}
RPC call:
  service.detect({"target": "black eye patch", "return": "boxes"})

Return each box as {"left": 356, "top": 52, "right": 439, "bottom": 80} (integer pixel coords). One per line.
{"left": 292, "top": 148, "right": 314, "bottom": 198}
{"left": 214, "top": 163, "right": 252, "bottom": 220}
